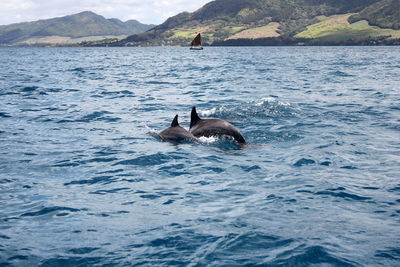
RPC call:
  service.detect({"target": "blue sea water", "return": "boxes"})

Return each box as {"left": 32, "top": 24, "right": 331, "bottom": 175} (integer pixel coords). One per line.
{"left": 0, "top": 46, "right": 399, "bottom": 266}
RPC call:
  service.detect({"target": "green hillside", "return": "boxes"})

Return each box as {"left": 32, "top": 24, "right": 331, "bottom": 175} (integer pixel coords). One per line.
{"left": 115, "top": 0, "right": 399, "bottom": 46}
{"left": 0, "top": 11, "right": 154, "bottom": 45}
{"left": 295, "top": 14, "right": 400, "bottom": 43}
{"left": 349, "top": 0, "right": 400, "bottom": 29}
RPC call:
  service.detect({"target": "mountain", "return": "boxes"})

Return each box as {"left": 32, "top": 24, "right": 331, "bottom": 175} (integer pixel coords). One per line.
{"left": 0, "top": 11, "right": 155, "bottom": 45}
{"left": 115, "top": 0, "right": 400, "bottom": 46}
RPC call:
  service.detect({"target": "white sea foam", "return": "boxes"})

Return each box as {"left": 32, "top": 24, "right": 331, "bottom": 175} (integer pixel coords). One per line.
{"left": 256, "top": 97, "right": 276, "bottom": 106}
{"left": 256, "top": 97, "right": 290, "bottom": 107}
{"left": 198, "top": 136, "right": 219, "bottom": 144}
{"left": 144, "top": 124, "right": 157, "bottom": 133}
{"left": 199, "top": 107, "right": 217, "bottom": 116}
{"left": 145, "top": 124, "right": 159, "bottom": 138}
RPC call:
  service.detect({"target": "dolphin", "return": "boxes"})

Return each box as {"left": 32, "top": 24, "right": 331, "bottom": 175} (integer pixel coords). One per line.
{"left": 189, "top": 106, "right": 246, "bottom": 144}
{"left": 159, "top": 115, "right": 197, "bottom": 142}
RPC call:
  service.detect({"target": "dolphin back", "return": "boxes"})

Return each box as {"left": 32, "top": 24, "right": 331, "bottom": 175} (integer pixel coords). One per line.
{"left": 189, "top": 107, "right": 246, "bottom": 144}
{"left": 191, "top": 119, "right": 246, "bottom": 144}
{"left": 159, "top": 114, "right": 197, "bottom": 142}
{"left": 159, "top": 126, "right": 196, "bottom": 142}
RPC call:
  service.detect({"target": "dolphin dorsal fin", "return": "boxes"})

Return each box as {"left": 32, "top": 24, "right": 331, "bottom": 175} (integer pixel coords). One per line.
{"left": 171, "top": 115, "right": 179, "bottom": 127}
{"left": 190, "top": 106, "right": 201, "bottom": 128}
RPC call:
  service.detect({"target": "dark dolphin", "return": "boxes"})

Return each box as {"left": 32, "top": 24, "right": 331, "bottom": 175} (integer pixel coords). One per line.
{"left": 159, "top": 115, "right": 197, "bottom": 142}
{"left": 189, "top": 106, "right": 246, "bottom": 144}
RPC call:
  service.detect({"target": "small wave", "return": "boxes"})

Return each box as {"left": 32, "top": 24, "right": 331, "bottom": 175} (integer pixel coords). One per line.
{"left": 0, "top": 112, "right": 11, "bottom": 118}
{"left": 375, "top": 247, "right": 400, "bottom": 260}
{"left": 196, "top": 97, "right": 295, "bottom": 122}
{"left": 64, "top": 175, "right": 117, "bottom": 186}
{"left": 68, "top": 247, "right": 99, "bottom": 255}
{"left": 299, "top": 187, "right": 372, "bottom": 202}
{"left": 237, "top": 164, "right": 261, "bottom": 172}
{"left": 21, "top": 206, "right": 80, "bottom": 217}
{"left": 320, "top": 161, "right": 331, "bottom": 166}
{"left": 76, "top": 111, "right": 120, "bottom": 123}
{"left": 294, "top": 158, "right": 316, "bottom": 167}
{"left": 79, "top": 111, "right": 109, "bottom": 121}
{"left": 139, "top": 229, "right": 218, "bottom": 264}
{"left": 39, "top": 256, "right": 103, "bottom": 266}
{"left": 56, "top": 119, "right": 74, "bottom": 124}
{"left": 21, "top": 86, "right": 38, "bottom": 92}
{"left": 100, "top": 90, "right": 135, "bottom": 98}
{"left": 7, "top": 255, "right": 29, "bottom": 261}
{"left": 0, "top": 234, "right": 10, "bottom": 239}
{"left": 0, "top": 178, "right": 14, "bottom": 184}
{"left": 270, "top": 245, "right": 357, "bottom": 266}
{"left": 0, "top": 92, "right": 12, "bottom": 97}
{"left": 70, "top": 67, "right": 85, "bottom": 72}
{"left": 315, "top": 190, "right": 371, "bottom": 201}
{"left": 203, "top": 166, "right": 225, "bottom": 173}
{"left": 296, "top": 185, "right": 371, "bottom": 202}
{"left": 198, "top": 232, "right": 295, "bottom": 265}
{"left": 362, "top": 186, "right": 379, "bottom": 190}
{"left": 140, "top": 194, "right": 161, "bottom": 199}
{"left": 158, "top": 164, "right": 189, "bottom": 176}
{"left": 89, "top": 187, "right": 131, "bottom": 195}
{"left": 146, "top": 80, "right": 176, "bottom": 85}
{"left": 113, "top": 153, "right": 171, "bottom": 166}
{"left": 341, "top": 165, "right": 358, "bottom": 170}
{"left": 53, "top": 161, "right": 80, "bottom": 167}
{"left": 329, "top": 70, "right": 353, "bottom": 77}
{"left": 84, "top": 157, "right": 118, "bottom": 163}
{"left": 388, "top": 185, "right": 400, "bottom": 192}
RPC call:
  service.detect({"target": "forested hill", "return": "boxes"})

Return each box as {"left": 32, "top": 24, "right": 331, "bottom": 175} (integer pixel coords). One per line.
{"left": 348, "top": 0, "right": 400, "bottom": 29}
{"left": 115, "top": 0, "right": 400, "bottom": 46}
{"left": 0, "top": 11, "right": 154, "bottom": 46}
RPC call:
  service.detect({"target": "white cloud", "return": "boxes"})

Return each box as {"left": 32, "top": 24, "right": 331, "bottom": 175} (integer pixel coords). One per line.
{"left": 0, "top": 0, "right": 211, "bottom": 25}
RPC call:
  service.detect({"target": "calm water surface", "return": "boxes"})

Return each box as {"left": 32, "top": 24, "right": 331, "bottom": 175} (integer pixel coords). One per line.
{"left": 0, "top": 46, "right": 399, "bottom": 266}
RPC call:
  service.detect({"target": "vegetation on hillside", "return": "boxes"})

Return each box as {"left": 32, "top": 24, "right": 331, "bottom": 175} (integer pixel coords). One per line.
{"left": 116, "top": 0, "right": 399, "bottom": 46}
{"left": 2, "top": 0, "right": 398, "bottom": 46}
{"left": 296, "top": 14, "right": 400, "bottom": 43}
{"left": 348, "top": 0, "right": 400, "bottom": 29}
{"left": 0, "top": 11, "right": 154, "bottom": 45}
{"left": 227, "top": 23, "right": 280, "bottom": 39}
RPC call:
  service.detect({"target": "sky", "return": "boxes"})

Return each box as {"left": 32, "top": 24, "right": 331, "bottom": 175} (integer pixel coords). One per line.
{"left": 0, "top": 0, "right": 212, "bottom": 26}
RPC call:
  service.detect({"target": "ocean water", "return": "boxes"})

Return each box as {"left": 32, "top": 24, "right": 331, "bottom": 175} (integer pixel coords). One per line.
{"left": 0, "top": 46, "right": 399, "bottom": 266}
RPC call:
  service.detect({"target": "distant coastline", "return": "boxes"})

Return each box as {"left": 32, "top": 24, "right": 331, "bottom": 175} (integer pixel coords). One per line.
{"left": 1, "top": 0, "right": 399, "bottom": 47}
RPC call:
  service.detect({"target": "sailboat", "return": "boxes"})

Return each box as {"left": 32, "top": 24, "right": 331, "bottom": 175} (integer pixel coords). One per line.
{"left": 190, "top": 33, "right": 203, "bottom": 50}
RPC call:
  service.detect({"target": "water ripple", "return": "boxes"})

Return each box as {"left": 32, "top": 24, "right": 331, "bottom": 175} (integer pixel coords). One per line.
{"left": 113, "top": 153, "right": 173, "bottom": 166}
{"left": 21, "top": 206, "right": 80, "bottom": 217}
{"left": 0, "top": 46, "right": 399, "bottom": 266}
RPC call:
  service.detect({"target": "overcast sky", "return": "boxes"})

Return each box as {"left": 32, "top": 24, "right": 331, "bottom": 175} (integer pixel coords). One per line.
{"left": 0, "top": 0, "right": 212, "bottom": 26}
